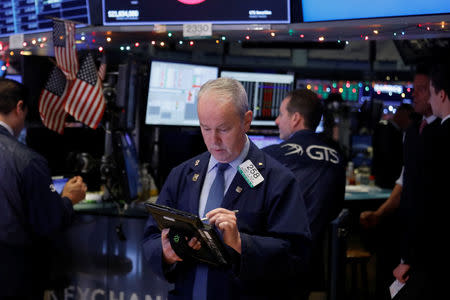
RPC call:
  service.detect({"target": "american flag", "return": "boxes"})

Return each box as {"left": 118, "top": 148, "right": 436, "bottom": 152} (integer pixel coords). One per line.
{"left": 64, "top": 53, "right": 106, "bottom": 129}
{"left": 53, "top": 20, "right": 78, "bottom": 80}
{"left": 38, "top": 66, "right": 68, "bottom": 134}
{"left": 98, "top": 55, "right": 107, "bottom": 81}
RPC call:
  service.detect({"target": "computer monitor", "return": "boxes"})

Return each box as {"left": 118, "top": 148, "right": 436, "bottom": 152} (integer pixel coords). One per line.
{"left": 315, "top": 116, "right": 324, "bottom": 133}
{"left": 0, "top": 60, "right": 5, "bottom": 77}
{"left": 301, "top": 0, "right": 450, "bottom": 22}
{"left": 112, "top": 131, "right": 140, "bottom": 202}
{"left": 0, "top": 0, "right": 91, "bottom": 37}
{"left": 351, "top": 135, "right": 372, "bottom": 168}
{"left": 220, "top": 71, "right": 295, "bottom": 126}
{"left": 248, "top": 134, "right": 283, "bottom": 149}
{"left": 145, "top": 60, "right": 219, "bottom": 126}
{"left": 102, "top": 0, "right": 290, "bottom": 25}
{"left": 4, "top": 74, "right": 23, "bottom": 83}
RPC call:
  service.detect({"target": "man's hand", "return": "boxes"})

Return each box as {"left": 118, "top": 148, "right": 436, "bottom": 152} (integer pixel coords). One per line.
{"left": 360, "top": 210, "right": 380, "bottom": 229}
{"left": 206, "top": 208, "right": 241, "bottom": 254}
{"left": 62, "top": 176, "right": 87, "bottom": 205}
{"left": 161, "top": 228, "right": 202, "bottom": 265}
{"left": 393, "top": 263, "right": 410, "bottom": 283}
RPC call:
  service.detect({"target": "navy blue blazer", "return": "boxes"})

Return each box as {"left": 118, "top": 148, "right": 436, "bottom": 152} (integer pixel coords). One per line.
{"left": 142, "top": 141, "right": 311, "bottom": 299}
{"left": 399, "top": 117, "right": 441, "bottom": 268}
{"left": 0, "top": 125, "right": 75, "bottom": 297}
{"left": 263, "top": 130, "right": 345, "bottom": 245}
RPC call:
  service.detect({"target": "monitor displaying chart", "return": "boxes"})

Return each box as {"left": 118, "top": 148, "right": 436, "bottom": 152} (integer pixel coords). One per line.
{"left": 0, "top": 0, "right": 90, "bottom": 37}
{"left": 145, "top": 60, "right": 219, "bottom": 126}
{"left": 220, "top": 71, "right": 294, "bottom": 126}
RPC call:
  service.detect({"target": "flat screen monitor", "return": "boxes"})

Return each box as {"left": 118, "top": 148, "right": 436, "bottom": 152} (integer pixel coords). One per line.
{"left": 220, "top": 71, "right": 295, "bottom": 126}
{"left": 315, "top": 116, "right": 324, "bottom": 133}
{"left": 301, "top": 0, "right": 450, "bottom": 22}
{"left": 0, "top": 0, "right": 91, "bottom": 37}
{"left": 248, "top": 134, "right": 282, "bottom": 149}
{"left": 359, "top": 82, "right": 414, "bottom": 113}
{"left": 145, "top": 60, "right": 218, "bottom": 126}
{"left": 351, "top": 135, "right": 372, "bottom": 167}
{"left": 102, "top": 0, "right": 290, "bottom": 25}
{"left": 4, "top": 74, "right": 22, "bottom": 83}
{"left": 0, "top": 60, "right": 5, "bottom": 77}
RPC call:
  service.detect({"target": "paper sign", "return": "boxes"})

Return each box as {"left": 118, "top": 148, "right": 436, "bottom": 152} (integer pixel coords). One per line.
{"left": 183, "top": 23, "right": 212, "bottom": 38}
{"left": 9, "top": 34, "right": 24, "bottom": 49}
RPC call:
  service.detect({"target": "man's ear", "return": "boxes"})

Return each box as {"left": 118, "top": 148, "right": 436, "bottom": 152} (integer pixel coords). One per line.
{"left": 243, "top": 110, "right": 253, "bottom": 132}
{"left": 291, "top": 112, "right": 303, "bottom": 127}
{"left": 439, "top": 89, "right": 447, "bottom": 103}
{"left": 16, "top": 100, "right": 25, "bottom": 113}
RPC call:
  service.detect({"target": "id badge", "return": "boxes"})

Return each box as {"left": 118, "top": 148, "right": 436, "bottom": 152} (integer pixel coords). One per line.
{"left": 238, "top": 159, "right": 264, "bottom": 188}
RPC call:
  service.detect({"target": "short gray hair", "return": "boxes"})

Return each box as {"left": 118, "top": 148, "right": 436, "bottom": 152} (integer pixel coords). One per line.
{"left": 198, "top": 77, "right": 248, "bottom": 119}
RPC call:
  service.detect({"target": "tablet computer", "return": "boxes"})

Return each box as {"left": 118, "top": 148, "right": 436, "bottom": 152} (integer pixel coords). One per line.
{"left": 145, "top": 202, "right": 231, "bottom": 267}
{"left": 52, "top": 176, "right": 69, "bottom": 194}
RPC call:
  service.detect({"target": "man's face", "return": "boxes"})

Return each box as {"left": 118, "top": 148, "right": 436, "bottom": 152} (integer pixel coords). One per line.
{"left": 429, "top": 82, "right": 442, "bottom": 118}
{"left": 275, "top": 97, "right": 294, "bottom": 140}
{"left": 412, "top": 74, "right": 431, "bottom": 116}
{"left": 197, "top": 91, "right": 252, "bottom": 163}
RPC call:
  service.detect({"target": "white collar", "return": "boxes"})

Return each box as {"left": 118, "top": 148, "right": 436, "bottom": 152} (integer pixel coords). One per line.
{"left": 0, "top": 121, "right": 14, "bottom": 136}
{"left": 424, "top": 115, "right": 437, "bottom": 124}
{"left": 441, "top": 114, "right": 450, "bottom": 125}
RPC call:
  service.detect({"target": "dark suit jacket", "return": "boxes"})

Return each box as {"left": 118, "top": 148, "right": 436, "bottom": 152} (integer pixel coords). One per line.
{"left": 398, "top": 117, "right": 441, "bottom": 269}
{"left": 263, "top": 130, "right": 345, "bottom": 291}
{"left": 142, "top": 142, "right": 311, "bottom": 300}
{"left": 395, "top": 117, "right": 449, "bottom": 299}
{"left": 0, "top": 125, "right": 75, "bottom": 297}
{"left": 371, "top": 120, "right": 404, "bottom": 189}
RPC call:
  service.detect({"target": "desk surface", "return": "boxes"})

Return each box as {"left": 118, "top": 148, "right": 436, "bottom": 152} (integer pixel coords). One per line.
{"left": 74, "top": 188, "right": 391, "bottom": 216}
{"left": 345, "top": 185, "right": 392, "bottom": 201}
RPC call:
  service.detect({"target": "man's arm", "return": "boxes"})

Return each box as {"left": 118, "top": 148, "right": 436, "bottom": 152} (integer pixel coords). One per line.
{"left": 22, "top": 157, "right": 84, "bottom": 236}
{"left": 236, "top": 171, "right": 311, "bottom": 281}
{"left": 360, "top": 183, "right": 402, "bottom": 229}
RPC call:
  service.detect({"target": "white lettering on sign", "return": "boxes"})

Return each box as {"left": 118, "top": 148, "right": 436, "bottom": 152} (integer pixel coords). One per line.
{"left": 107, "top": 10, "right": 139, "bottom": 20}
{"left": 44, "top": 286, "right": 165, "bottom": 300}
{"left": 248, "top": 10, "right": 272, "bottom": 18}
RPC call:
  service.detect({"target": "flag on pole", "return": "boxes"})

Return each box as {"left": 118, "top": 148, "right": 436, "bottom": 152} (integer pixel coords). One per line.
{"left": 98, "top": 55, "right": 107, "bottom": 81}
{"left": 53, "top": 20, "right": 78, "bottom": 80}
{"left": 64, "top": 53, "right": 106, "bottom": 129}
{"left": 38, "top": 66, "right": 68, "bottom": 134}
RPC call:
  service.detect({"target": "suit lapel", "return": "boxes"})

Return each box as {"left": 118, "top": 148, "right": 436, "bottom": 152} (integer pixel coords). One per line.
{"left": 185, "top": 153, "right": 210, "bottom": 214}
{"left": 221, "top": 142, "right": 266, "bottom": 208}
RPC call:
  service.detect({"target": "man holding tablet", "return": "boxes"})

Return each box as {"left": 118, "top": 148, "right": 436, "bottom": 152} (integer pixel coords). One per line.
{"left": 142, "top": 77, "right": 311, "bottom": 300}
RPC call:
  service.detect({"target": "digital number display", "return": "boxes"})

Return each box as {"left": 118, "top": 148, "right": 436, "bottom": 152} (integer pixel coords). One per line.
{"left": 103, "top": 0, "right": 290, "bottom": 25}
{"left": 0, "top": 0, "right": 90, "bottom": 37}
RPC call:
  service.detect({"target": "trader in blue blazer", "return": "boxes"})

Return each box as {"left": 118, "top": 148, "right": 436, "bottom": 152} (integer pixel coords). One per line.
{"left": 0, "top": 78, "right": 87, "bottom": 299}
{"left": 262, "top": 89, "right": 345, "bottom": 296}
{"left": 142, "top": 78, "right": 311, "bottom": 300}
